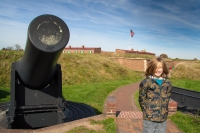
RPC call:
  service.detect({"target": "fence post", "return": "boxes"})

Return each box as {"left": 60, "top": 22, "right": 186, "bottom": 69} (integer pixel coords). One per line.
{"left": 168, "top": 99, "right": 178, "bottom": 116}
{"left": 106, "top": 96, "right": 116, "bottom": 118}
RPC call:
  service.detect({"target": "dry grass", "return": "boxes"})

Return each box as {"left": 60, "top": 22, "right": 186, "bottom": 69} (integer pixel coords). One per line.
{"left": 58, "top": 53, "right": 141, "bottom": 85}
{"left": 171, "top": 61, "right": 200, "bottom": 80}
{"left": 0, "top": 51, "right": 142, "bottom": 87}
{"left": 0, "top": 51, "right": 23, "bottom": 87}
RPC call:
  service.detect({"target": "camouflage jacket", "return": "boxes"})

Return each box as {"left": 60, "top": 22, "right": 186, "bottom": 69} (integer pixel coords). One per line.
{"left": 139, "top": 77, "right": 172, "bottom": 122}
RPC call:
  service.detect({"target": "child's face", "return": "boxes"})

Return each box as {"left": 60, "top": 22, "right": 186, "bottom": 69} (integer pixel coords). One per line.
{"left": 154, "top": 62, "right": 163, "bottom": 78}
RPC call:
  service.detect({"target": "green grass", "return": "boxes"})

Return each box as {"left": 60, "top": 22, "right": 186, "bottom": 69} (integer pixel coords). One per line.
{"left": 66, "top": 118, "right": 116, "bottom": 133}
{"left": 171, "top": 78, "right": 200, "bottom": 92}
{"left": 169, "top": 78, "right": 200, "bottom": 133}
{"left": 169, "top": 112, "right": 200, "bottom": 133}
{"left": 66, "top": 126, "right": 100, "bottom": 133}
{"left": 0, "top": 51, "right": 144, "bottom": 105}
{"left": 90, "top": 118, "right": 116, "bottom": 133}
{"left": 63, "top": 80, "right": 141, "bottom": 114}
{"left": 1, "top": 80, "right": 143, "bottom": 112}
{"left": 134, "top": 90, "right": 140, "bottom": 110}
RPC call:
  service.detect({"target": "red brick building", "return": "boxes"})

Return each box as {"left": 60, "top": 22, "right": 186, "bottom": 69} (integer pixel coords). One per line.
{"left": 115, "top": 49, "right": 155, "bottom": 55}
{"left": 110, "top": 57, "right": 176, "bottom": 72}
{"left": 63, "top": 45, "right": 101, "bottom": 54}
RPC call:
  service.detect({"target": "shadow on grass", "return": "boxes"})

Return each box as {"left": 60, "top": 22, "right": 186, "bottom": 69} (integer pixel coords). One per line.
{"left": 63, "top": 100, "right": 101, "bottom": 123}
{"left": 65, "top": 100, "right": 100, "bottom": 115}
{"left": 61, "top": 95, "right": 102, "bottom": 115}
{"left": 0, "top": 90, "right": 10, "bottom": 99}
{"left": 93, "top": 108, "right": 102, "bottom": 115}
{"left": 178, "top": 106, "right": 200, "bottom": 116}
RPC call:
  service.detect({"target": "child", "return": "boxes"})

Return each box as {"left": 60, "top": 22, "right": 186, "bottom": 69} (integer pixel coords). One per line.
{"left": 139, "top": 57, "right": 172, "bottom": 133}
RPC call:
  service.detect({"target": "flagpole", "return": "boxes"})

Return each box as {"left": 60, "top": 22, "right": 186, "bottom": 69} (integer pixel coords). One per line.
{"left": 128, "top": 36, "right": 131, "bottom": 50}
{"left": 129, "top": 29, "right": 134, "bottom": 50}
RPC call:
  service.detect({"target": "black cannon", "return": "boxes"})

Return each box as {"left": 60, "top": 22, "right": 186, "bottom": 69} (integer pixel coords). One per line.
{"left": 6, "top": 14, "right": 70, "bottom": 129}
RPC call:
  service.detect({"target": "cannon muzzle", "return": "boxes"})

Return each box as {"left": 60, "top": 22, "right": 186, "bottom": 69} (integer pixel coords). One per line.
{"left": 16, "top": 14, "right": 70, "bottom": 89}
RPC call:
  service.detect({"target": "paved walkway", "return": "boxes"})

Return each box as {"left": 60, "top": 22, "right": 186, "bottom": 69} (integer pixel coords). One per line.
{"left": 110, "top": 82, "right": 183, "bottom": 133}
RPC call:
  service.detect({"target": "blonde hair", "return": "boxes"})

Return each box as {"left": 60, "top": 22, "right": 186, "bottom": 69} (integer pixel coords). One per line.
{"left": 145, "top": 57, "right": 169, "bottom": 78}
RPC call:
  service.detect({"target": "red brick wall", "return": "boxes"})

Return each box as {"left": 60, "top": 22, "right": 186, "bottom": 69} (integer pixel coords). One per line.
{"left": 94, "top": 48, "right": 101, "bottom": 53}
{"left": 63, "top": 49, "right": 94, "bottom": 54}
{"left": 115, "top": 49, "right": 126, "bottom": 54}
{"left": 109, "top": 58, "right": 183, "bottom": 72}
{"left": 63, "top": 47, "right": 101, "bottom": 54}
{"left": 110, "top": 57, "right": 146, "bottom": 71}
{"left": 115, "top": 49, "right": 155, "bottom": 55}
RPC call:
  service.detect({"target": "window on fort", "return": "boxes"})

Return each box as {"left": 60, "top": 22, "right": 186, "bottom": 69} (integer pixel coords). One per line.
{"left": 81, "top": 51, "right": 84, "bottom": 53}
{"left": 74, "top": 51, "right": 78, "bottom": 53}
{"left": 67, "top": 50, "right": 70, "bottom": 53}
{"left": 89, "top": 51, "right": 92, "bottom": 54}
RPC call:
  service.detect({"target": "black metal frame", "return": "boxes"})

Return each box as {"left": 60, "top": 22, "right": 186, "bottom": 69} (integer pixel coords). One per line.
{"left": 7, "top": 63, "right": 66, "bottom": 129}
{"left": 171, "top": 86, "right": 200, "bottom": 109}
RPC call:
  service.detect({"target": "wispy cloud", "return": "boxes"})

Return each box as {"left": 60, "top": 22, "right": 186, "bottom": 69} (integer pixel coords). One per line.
{"left": 0, "top": 0, "right": 199, "bottom": 59}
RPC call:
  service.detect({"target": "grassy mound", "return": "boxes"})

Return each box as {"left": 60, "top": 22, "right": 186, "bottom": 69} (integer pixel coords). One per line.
{"left": 0, "top": 51, "right": 142, "bottom": 87}
{"left": 171, "top": 61, "right": 200, "bottom": 80}
{"left": 58, "top": 53, "right": 142, "bottom": 85}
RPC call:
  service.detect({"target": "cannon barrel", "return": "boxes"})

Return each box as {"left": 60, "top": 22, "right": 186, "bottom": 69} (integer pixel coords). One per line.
{"left": 16, "top": 14, "right": 70, "bottom": 89}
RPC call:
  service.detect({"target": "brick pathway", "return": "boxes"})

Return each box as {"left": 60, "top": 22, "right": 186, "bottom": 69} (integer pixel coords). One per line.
{"left": 110, "top": 82, "right": 183, "bottom": 133}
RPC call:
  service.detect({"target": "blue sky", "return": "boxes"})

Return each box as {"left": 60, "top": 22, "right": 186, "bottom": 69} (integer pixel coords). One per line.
{"left": 0, "top": 0, "right": 200, "bottom": 59}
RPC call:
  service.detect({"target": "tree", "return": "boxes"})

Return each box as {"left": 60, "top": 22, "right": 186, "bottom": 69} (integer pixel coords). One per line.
{"left": 160, "top": 54, "right": 168, "bottom": 58}
{"left": 6, "top": 46, "right": 14, "bottom": 50}
{"left": 15, "top": 44, "right": 21, "bottom": 50}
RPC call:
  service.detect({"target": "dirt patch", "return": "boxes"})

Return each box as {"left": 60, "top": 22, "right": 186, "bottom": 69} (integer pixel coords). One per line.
{"left": 84, "top": 122, "right": 103, "bottom": 131}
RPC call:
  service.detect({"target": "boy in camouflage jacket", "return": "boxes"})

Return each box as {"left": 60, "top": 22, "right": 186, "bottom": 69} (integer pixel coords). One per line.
{"left": 139, "top": 57, "right": 172, "bottom": 133}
